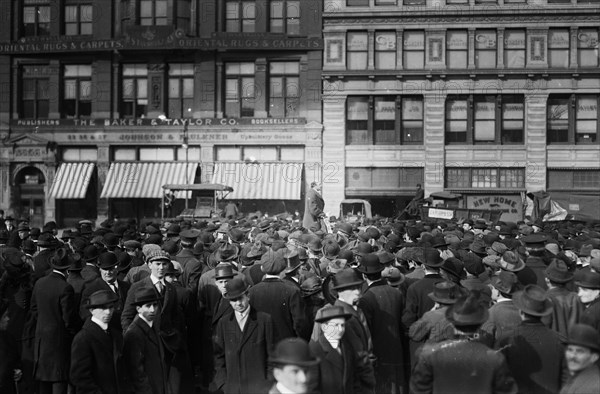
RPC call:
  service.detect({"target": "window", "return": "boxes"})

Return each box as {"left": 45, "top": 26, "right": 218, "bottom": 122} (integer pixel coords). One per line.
{"left": 578, "top": 28, "right": 599, "bottom": 68}
{"left": 447, "top": 30, "right": 468, "bottom": 69}
{"left": 63, "top": 65, "right": 92, "bottom": 118}
{"left": 375, "top": 32, "right": 396, "bottom": 70}
{"left": 548, "top": 29, "right": 570, "bottom": 68}
{"left": 346, "top": 96, "right": 424, "bottom": 145}
{"left": 215, "top": 146, "right": 304, "bottom": 161}
{"left": 446, "top": 168, "right": 525, "bottom": 189}
{"left": 346, "top": 167, "right": 424, "bottom": 190}
{"left": 168, "top": 64, "right": 194, "bottom": 118}
{"left": 446, "top": 0, "right": 468, "bottom": 3}
{"left": 548, "top": 0, "right": 570, "bottom": 2}
{"left": 475, "top": 30, "right": 497, "bottom": 68}
{"left": 504, "top": 29, "right": 526, "bottom": 68}
{"left": 446, "top": 95, "right": 524, "bottom": 145}
{"left": 347, "top": 32, "right": 368, "bottom": 70}
{"left": 226, "top": 1, "right": 256, "bottom": 32}
{"left": 548, "top": 170, "right": 600, "bottom": 190}
{"left": 65, "top": 3, "right": 92, "bottom": 35}
{"left": 404, "top": 31, "right": 425, "bottom": 70}
{"left": 140, "top": 0, "right": 167, "bottom": 25}
{"left": 23, "top": 1, "right": 50, "bottom": 36}
{"left": 547, "top": 94, "right": 600, "bottom": 144}
{"left": 20, "top": 65, "right": 50, "bottom": 118}
{"left": 376, "top": 0, "right": 397, "bottom": 4}
{"left": 270, "top": 1, "right": 299, "bottom": 35}
{"left": 347, "top": 0, "right": 369, "bottom": 5}
{"left": 139, "top": 147, "right": 176, "bottom": 161}
{"left": 121, "top": 64, "right": 148, "bottom": 118}
{"left": 225, "top": 62, "right": 255, "bottom": 117}
{"left": 403, "top": 0, "right": 426, "bottom": 5}
{"left": 269, "top": 61, "right": 299, "bottom": 117}
{"left": 62, "top": 147, "right": 98, "bottom": 161}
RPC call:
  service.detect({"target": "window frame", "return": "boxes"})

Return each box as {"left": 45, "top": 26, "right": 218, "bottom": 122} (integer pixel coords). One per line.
{"left": 346, "top": 95, "right": 424, "bottom": 145}
{"left": 403, "top": 30, "right": 426, "bottom": 70}
{"left": 548, "top": 170, "right": 600, "bottom": 191}
{"left": 269, "top": 0, "right": 300, "bottom": 35}
{"left": 347, "top": 31, "right": 369, "bottom": 70}
{"left": 64, "top": 2, "right": 93, "bottom": 36}
{"left": 445, "top": 167, "right": 526, "bottom": 189}
{"left": 547, "top": 94, "right": 600, "bottom": 145}
{"left": 577, "top": 28, "right": 599, "bottom": 68}
{"left": 445, "top": 94, "right": 524, "bottom": 145}
{"left": 168, "top": 63, "right": 194, "bottom": 119}
{"left": 475, "top": 29, "right": 497, "bottom": 69}
{"left": 20, "top": 64, "right": 50, "bottom": 119}
{"left": 269, "top": 61, "right": 300, "bottom": 118}
{"left": 346, "top": 167, "right": 425, "bottom": 192}
{"left": 225, "top": 0, "right": 256, "bottom": 33}
{"left": 504, "top": 29, "right": 527, "bottom": 69}
{"left": 375, "top": 31, "right": 397, "bottom": 70}
{"left": 215, "top": 145, "right": 305, "bottom": 162}
{"left": 139, "top": 0, "right": 168, "bottom": 26}
{"left": 121, "top": 64, "right": 149, "bottom": 119}
{"left": 224, "top": 62, "right": 256, "bottom": 118}
{"left": 446, "top": 30, "right": 468, "bottom": 70}
{"left": 548, "top": 28, "right": 570, "bottom": 69}
{"left": 62, "top": 64, "right": 93, "bottom": 119}
{"left": 23, "top": 1, "right": 51, "bottom": 37}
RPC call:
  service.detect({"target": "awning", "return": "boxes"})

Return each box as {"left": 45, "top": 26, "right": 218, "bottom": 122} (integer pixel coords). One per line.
{"left": 211, "top": 162, "right": 303, "bottom": 200}
{"left": 48, "top": 162, "right": 95, "bottom": 199}
{"left": 100, "top": 162, "right": 197, "bottom": 198}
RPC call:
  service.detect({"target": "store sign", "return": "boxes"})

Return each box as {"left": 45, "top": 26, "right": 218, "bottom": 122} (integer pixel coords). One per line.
{"left": 57, "top": 131, "right": 306, "bottom": 144}
{"left": 11, "top": 118, "right": 306, "bottom": 128}
{"left": 428, "top": 208, "right": 454, "bottom": 220}
{"left": 466, "top": 194, "right": 523, "bottom": 222}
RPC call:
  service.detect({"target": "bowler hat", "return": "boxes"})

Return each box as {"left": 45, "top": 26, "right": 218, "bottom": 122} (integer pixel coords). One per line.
{"left": 499, "top": 250, "right": 525, "bottom": 272}
{"left": 574, "top": 270, "right": 600, "bottom": 289}
{"left": 131, "top": 287, "right": 161, "bottom": 306}
{"left": 85, "top": 290, "right": 119, "bottom": 309}
{"left": 491, "top": 271, "right": 519, "bottom": 294}
{"left": 440, "top": 257, "right": 467, "bottom": 280}
{"left": 223, "top": 277, "right": 249, "bottom": 300}
{"left": 544, "top": 260, "right": 574, "bottom": 283}
{"left": 123, "top": 240, "right": 142, "bottom": 250}
{"left": 567, "top": 324, "right": 600, "bottom": 352}
{"left": 513, "top": 285, "right": 553, "bottom": 316}
{"left": 353, "top": 242, "right": 373, "bottom": 257}
{"left": 421, "top": 247, "right": 443, "bottom": 268}
{"left": 260, "top": 250, "right": 287, "bottom": 275}
{"left": 445, "top": 292, "right": 489, "bottom": 327}
{"left": 83, "top": 244, "right": 101, "bottom": 262}
{"left": 103, "top": 233, "right": 119, "bottom": 248}
{"left": 283, "top": 250, "right": 302, "bottom": 274}
{"left": 356, "top": 253, "right": 384, "bottom": 274}
{"left": 166, "top": 224, "right": 181, "bottom": 236}
{"left": 308, "top": 238, "right": 322, "bottom": 253}
{"left": 383, "top": 266, "right": 405, "bottom": 287}
{"left": 214, "top": 263, "right": 235, "bottom": 280}
{"left": 314, "top": 305, "right": 352, "bottom": 323}
{"left": 332, "top": 268, "right": 364, "bottom": 290}
{"left": 428, "top": 281, "right": 463, "bottom": 305}
{"left": 270, "top": 338, "right": 319, "bottom": 367}
{"left": 97, "top": 252, "right": 119, "bottom": 270}
{"left": 164, "top": 261, "right": 181, "bottom": 277}
{"left": 37, "top": 233, "right": 59, "bottom": 248}
{"left": 22, "top": 239, "right": 36, "bottom": 254}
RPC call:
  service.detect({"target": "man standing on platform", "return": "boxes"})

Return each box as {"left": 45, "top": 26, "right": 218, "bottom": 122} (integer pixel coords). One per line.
{"left": 303, "top": 182, "right": 326, "bottom": 233}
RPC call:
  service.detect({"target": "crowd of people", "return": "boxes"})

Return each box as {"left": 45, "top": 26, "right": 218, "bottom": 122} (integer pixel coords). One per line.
{"left": 0, "top": 206, "right": 599, "bottom": 394}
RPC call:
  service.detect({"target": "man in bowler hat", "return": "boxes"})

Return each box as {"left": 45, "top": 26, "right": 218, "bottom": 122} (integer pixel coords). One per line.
{"left": 71, "top": 290, "right": 124, "bottom": 394}
{"left": 269, "top": 338, "right": 320, "bottom": 394}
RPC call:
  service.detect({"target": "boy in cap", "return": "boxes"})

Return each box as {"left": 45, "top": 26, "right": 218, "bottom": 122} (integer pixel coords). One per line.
{"left": 70, "top": 290, "right": 123, "bottom": 394}
{"left": 411, "top": 293, "right": 517, "bottom": 394}
{"left": 269, "top": 338, "right": 320, "bottom": 394}
{"left": 123, "top": 287, "right": 169, "bottom": 394}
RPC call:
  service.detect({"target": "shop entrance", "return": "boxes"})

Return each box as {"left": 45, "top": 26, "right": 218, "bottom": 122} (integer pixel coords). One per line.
{"left": 15, "top": 166, "right": 45, "bottom": 228}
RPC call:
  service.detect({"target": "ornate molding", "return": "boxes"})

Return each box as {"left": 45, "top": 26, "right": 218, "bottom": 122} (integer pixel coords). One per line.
{"left": 324, "top": 14, "right": 600, "bottom": 25}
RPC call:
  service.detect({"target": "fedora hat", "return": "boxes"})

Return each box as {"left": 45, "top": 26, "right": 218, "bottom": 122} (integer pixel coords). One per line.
{"left": 166, "top": 224, "right": 181, "bottom": 236}
{"left": 431, "top": 234, "right": 449, "bottom": 248}
{"left": 513, "top": 285, "right": 553, "bottom": 316}
{"left": 491, "top": 271, "right": 519, "bottom": 294}
{"left": 283, "top": 250, "right": 302, "bottom": 274}
{"left": 440, "top": 257, "right": 467, "bottom": 280}
{"left": 574, "top": 270, "right": 600, "bottom": 289}
{"left": 215, "top": 263, "right": 236, "bottom": 280}
{"left": 257, "top": 220, "right": 272, "bottom": 231}
{"left": 356, "top": 253, "right": 384, "bottom": 274}
{"left": 314, "top": 305, "right": 353, "bottom": 323}
{"left": 322, "top": 241, "right": 340, "bottom": 258}
{"left": 270, "top": 338, "right": 319, "bottom": 367}
{"left": 97, "top": 252, "right": 119, "bottom": 270}
{"left": 383, "top": 266, "right": 405, "bottom": 287}
{"left": 468, "top": 240, "right": 487, "bottom": 255}
{"left": 223, "top": 277, "right": 249, "bottom": 300}
{"left": 428, "top": 281, "right": 463, "bottom": 305}
{"left": 102, "top": 233, "right": 119, "bottom": 248}
{"left": 445, "top": 292, "right": 489, "bottom": 327}
{"left": 544, "top": 259, "right": 574, "bottom": 283}
{"left": 50, "top": 248, "right": 76, "bottom": 270}
{"left": 499, "top": 250, "right": 525, "bottom": 272}
{"left": 228, "top": 228, "right": 247, "bottom": 244}
{"left": 131, "top": 287, "right": 162, "bottom": 306}
{"left": 37, "top": 233, "right": 59, "bottom": 248}
{"left": 353, "top": 242, "right": 373, "bottom": 257}
{"left": 377, "top": 251, "right": 395, "bottom": 265}
{"left": 214, "top": 243, "right": 239, "bottom": 262}
{"left": 85, "top": 289, "right": 119, "bottom": 309}
{"left": 22, "top": 239, "right": 37, "bottom": 254}
{"left": 308, "top": 238, "right": 323, "bottom": 253}
{"left": 17, "top": 223, "right": 30, "bottom": 232}
{"left": 567, "top": 324, "right": 600, "bottom": 352}
{"left": 332, "top": 268, "right": 364, "bottom": 290}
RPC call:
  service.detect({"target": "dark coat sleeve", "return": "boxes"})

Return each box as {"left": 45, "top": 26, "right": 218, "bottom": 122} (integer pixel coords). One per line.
{"left": 212, "top": 318, "right": 227, "bottom": 391}
{"left": 70, "top": 331, "right": 103, "bottom": 394}
{"left": 123, "top": 328, "right": 153, "bottom": 394}
{"left": 61, "top": 283, "right": 81, "bottom": 335}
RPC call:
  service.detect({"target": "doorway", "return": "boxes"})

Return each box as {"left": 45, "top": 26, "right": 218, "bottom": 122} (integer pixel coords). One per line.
{"left": 15, "top": 166, "right": 45, "bottom": 228}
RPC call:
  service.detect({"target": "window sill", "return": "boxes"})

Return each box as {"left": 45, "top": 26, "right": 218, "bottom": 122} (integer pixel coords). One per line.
{"left": 345, "top": 145, "right": 426, "bottom": 150}
{"left": 547, "top": 145, "right": 600, "bottom": 149}
{"left": 445, "top": 145, "right": 526, "bottom": 150}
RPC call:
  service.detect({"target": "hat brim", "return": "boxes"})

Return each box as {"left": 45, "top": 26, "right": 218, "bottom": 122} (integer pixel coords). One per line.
{"left": 223, "top": 287, "right": 249, "bottom": 300}
{"left": 131, "top": 295, "right": 162, "bottom": 306}
{"left": 499, "top": 260, "right": 525, "bottom": 272}
{"left": 332, "top": 279, "right": 364, "bottom": 290}
{"left": 427, "top": 292, "right": 459, "bottom": 305}
{"left": 445, "top": 306, "right": 489, "bottom": 326}
{"left": 512, "top": 292, "right": 553, "bottom": 316}
{"left": 314, "top": 312, "right": 353, "bottom": 323}
{"left": 269, "top": 357, "right": 320, "bottom": 368}
{"left": 574, "top": 280, "right": 600, "bottom": 290}
{"left": 355, "top": 265, "right": 384, "bottom": 274}
{"left": 545, "top": 271, "right": 574, "bottom": 284}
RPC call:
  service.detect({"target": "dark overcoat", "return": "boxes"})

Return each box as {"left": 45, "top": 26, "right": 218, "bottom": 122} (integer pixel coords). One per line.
{"left": 213, "top": 307, "right": 274, "bottom": 394}
{"left": 481, "top": 300, "right": 522, "bottom": 346}
{"left": 303, "top": 188, "right": 325, "bottom": 232}
{"left": 32, "top": 249, "right": 54, "bottom": 282}
{"left": 498, "top": 320, "right": 563, "bottom": 394}
{"left": 31, "top": 271, "right": 80, "bottom": 381}
{"left": 123, "top": 316, "right": 168, "bottom": 394}
{"left": 543, "top": 286, "right": 582, "bottom": 340}
{"left": 174, "top": 248, "right": 204, "bottom": 291}
{"left": 248, "top": 277, "right": 307, "bottom": 342}
{"left": 80, "top": 278, "right": 130, "bottom": 332}
{"left": 401, "top": 273, "right": 443, "bottom": 329}
{"left": 579, "top": 297, "right": 600, "bottom": 334}
{"left": 70, "top": 318, "right": 124, "bottom": 394}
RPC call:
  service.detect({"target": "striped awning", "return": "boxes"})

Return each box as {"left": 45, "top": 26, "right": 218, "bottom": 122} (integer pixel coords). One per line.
{"left": 48, "top": 163, "right": 95, "bottom": 199}
{"left": 211, "top": 162, "right": 303, "bottom": 200}
{"left": 100, "top": 162, "right": 197, "bottom": 199}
